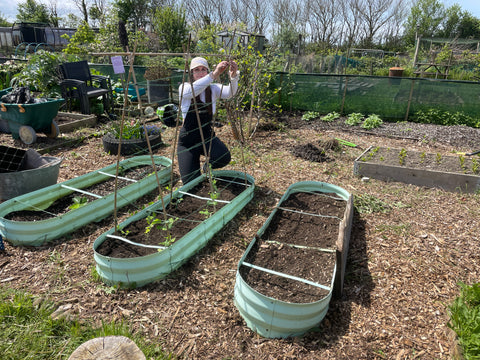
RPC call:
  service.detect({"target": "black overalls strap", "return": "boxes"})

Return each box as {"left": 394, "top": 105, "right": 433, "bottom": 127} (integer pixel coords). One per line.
{"left": 179, "top": 86, "right": 214, "bottom": 147}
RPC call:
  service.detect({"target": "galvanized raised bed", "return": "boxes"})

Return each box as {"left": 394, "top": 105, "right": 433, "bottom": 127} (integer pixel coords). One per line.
{"left": 234, "top": 181, "right": 353, "bottom": 338}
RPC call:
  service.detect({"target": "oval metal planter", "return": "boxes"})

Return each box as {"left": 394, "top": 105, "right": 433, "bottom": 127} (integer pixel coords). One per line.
{"left": 93, "top": 170, "right": 255, "bottom": 288}
{"left": 0, "top": 155, "right": 172, "bottom": 246}
{"left": 234, "top": 181, "right": 353, "bottom": 339}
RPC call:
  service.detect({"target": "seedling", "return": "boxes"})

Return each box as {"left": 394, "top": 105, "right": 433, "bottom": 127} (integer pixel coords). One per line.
{"left": 362, "top": 114, "right": 383, "bottom": 129}
{"left": 459, "top": 155, "right": 466, "bottom": 171}
{"left": 472, "top": 158, "right": 479, "bottom": 174}
{"left": 68, "top": 196, "right": 88, "bottom": 210}
{"left": 436, "top": 153, "right": 442, "bottom": 164}
{"left": 321, "top": 111, "right": 340, "bottom": 122}
{"left": 420, "top": 152, "right": 426, "bottom": 163}
{"left": 398, "top": 148, "right": 407, "bottom": 165}
{"left": 199, "top": 208, "right": 212, "bottom": 219}
{"left": 301, "top": 111, "right": 321, "bottom": 121}
{"left": 345, "top": 112, "right": 363, "bottom": 126}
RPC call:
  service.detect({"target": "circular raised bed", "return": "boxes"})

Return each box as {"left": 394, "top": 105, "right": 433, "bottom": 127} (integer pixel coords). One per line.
{"left": 102, "top": 132, "right": 162, "bottom": 156}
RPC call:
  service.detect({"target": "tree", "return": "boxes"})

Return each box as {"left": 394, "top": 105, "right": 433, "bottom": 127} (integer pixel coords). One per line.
{"left": 0, "top": 12, "right": 11, "bottom": 27}
{"left": 151, "top": 6, "right": 189, "bottom": 52}
{"left": 72, "top": 0, "right": 90, "bottom": 24}
{"left": 355, "top": 0, "right": 407, "bottom": 48}
{"left": 183, "top": 0, "right": 230, "bottom": 29}
{"left": 437, "top": 5, "right": 480, "bottom": 39}
{"left": 62, "top": 22, "right": 98, "bottom": 55}
{"left": 403, "top": 0, "right": 445, "bottom": 46}
{"left": 270, "top": 0, "right": 307, "bottom": 50}
{"left": 16, "top": 0, "right": 52, "bottom": 24}
{"left": 112, "top": 0, "right": 151, "bottom": 31}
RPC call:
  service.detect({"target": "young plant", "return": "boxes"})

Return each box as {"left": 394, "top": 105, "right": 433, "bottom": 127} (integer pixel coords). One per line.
{"left": 436, "top": 153, "right": 442, "bottom": 164}
{"left": 68, "top": 196, "right": 88, "bottom": 210}
{"left": 420, "top": 152, "right": 426, "bottom": 163}
{"left": 345, "top": 112, "right": 363, "bottom": 126}
{"left": 362, "top": 114, "right": 383, "bottom": 129}
{"left": 145, "top": 214, "right": 178, "bottom": 248}
{"left": 398, "top": 148, "right": 407, "bottom": 165}
{"left": 321, "top": 111, "right": 340, "bottom": 122}
{"left": 301, "top": 111, "right": 321, "bottom": 121}
{"left": 459, "top": 155, "right": 466, "bottom": 171}
{"left": 472, "top": 158, "right": 479, "bottom": 174}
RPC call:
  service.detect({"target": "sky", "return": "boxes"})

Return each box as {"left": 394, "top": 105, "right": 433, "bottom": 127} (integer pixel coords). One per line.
{"left": 2, "top": 0, "right": 480, "bottom": 26}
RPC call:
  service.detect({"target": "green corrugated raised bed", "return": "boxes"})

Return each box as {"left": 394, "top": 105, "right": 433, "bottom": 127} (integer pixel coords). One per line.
{"left": 234, "top": 181, "right": 353, "bottom": 338}
{"left": 93, "top": 170, "right": 255, "bottom": 288}
{"left": 0, "top": 155, "right": 172, "bottom": 246}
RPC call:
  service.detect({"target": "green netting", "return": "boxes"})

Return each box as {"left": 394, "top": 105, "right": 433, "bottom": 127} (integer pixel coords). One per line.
{"left": 90, "top": 63, "right": 480, "bottom": 122}
{"left": 275, "top": 73, "right": 480, "bottom": 121}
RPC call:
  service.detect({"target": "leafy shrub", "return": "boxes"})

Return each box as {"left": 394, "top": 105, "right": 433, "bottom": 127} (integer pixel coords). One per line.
{"left": 345, "top": 112, "right": 364, "bottom": 126}
{"left": 362, "top": 114, "right": 383, "bottom": 129}
{"left": 448, "top": 282, "right": 480, "bottom": 359}
{"left": 12, "top": 50, "right": 71, "bottom": 97}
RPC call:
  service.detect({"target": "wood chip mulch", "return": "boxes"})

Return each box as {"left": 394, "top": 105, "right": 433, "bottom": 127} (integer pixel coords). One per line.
{"left": 1, "top": 113, "right": 479, "bottom": 359}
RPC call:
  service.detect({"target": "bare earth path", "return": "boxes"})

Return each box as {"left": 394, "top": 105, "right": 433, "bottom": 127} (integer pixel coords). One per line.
{"left": 0, "top": 114, "right": 479, "bottom": 359}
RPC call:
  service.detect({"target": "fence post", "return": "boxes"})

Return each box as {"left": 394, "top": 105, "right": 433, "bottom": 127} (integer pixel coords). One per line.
{"left": 404, "top": 78, "right": 416, "bottom": 122}
{"left": 340, "top": 75, "right": 348, "bottom": 115}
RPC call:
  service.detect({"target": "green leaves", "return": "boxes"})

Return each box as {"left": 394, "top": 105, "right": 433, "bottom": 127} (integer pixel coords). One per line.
{"left": 361, "top": 114, "right": 383, "bottom": 129}
{"left": 68, "top": 196, "right": 88, "bottom": 210}
{"left": 448, "top": 282, "right": 480, "bottom": 359}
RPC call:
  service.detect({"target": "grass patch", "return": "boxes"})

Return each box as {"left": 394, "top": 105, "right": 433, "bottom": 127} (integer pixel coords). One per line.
{"left": 448, "top": 282, "right": 480, "bottom": 359}
{"left": 0, "top": 287, "right": 174, "bottom": 360}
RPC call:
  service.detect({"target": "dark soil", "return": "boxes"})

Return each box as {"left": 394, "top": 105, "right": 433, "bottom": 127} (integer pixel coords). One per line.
{"left": 96, "top": 177, "right": 248, "bottom": 258}
{"left": 4, "top": 164, "right": 166, "bottom": 221}
{"left": 240, "top": 192, "right": 346, "bottom": 303}
{"left": 291, "top": 143, "right": 331, "bottom": 162}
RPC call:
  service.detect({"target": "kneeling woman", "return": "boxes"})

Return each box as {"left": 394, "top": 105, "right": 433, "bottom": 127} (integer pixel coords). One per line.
{"left": 177, "top": 57, "right": 239, "bottom": 184}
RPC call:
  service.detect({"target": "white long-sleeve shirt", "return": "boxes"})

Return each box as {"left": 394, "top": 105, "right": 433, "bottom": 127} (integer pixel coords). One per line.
{"left": 178, "top": 71, "right": 239, "bottom": 119}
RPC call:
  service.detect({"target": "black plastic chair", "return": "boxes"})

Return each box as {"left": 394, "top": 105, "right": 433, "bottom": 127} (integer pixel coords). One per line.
{"left": 59, "top": 60, "right": 112, "bottom": 115}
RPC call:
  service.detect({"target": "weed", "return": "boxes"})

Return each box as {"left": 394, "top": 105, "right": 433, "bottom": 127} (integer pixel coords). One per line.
{"left": 436, "top": 153, "right": 442, "bottom": 164}
{"left": 354, "top": 194, "right": 391, "bottom": 214}
{"left": 459, "top": 155, "right": 466, "bottom": 171}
